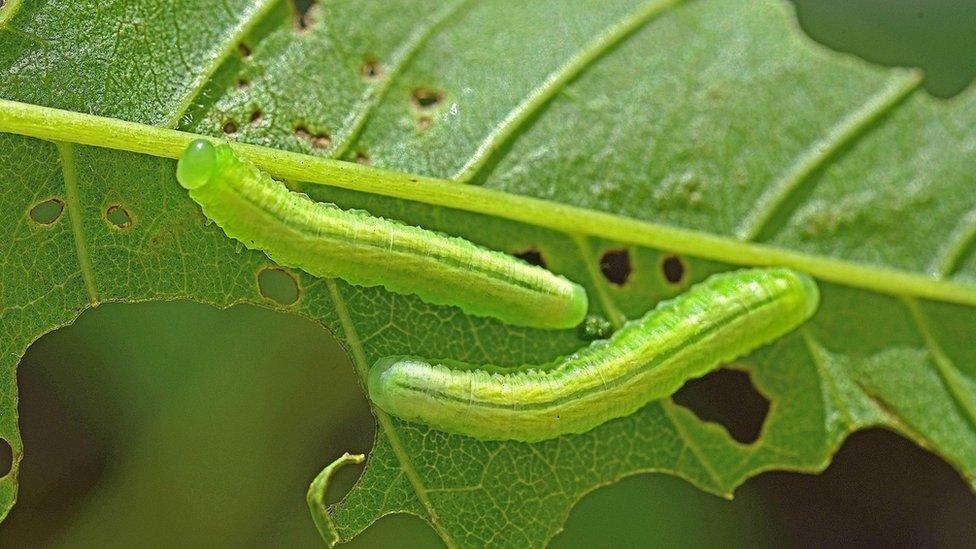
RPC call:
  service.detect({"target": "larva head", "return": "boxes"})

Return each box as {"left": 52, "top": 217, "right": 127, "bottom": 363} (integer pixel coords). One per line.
{"left": 176, "top": 139, "right": 218, "bottom": 190}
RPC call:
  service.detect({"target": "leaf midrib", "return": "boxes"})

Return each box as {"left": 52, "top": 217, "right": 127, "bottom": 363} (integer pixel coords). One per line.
{"left": 1, "top": 98, "right": 975, "bottom": 308}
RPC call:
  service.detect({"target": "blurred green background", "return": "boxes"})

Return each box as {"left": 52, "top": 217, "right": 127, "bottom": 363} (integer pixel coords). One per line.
{"left": 2, "top": 1, "right": 976, "bottom": 547}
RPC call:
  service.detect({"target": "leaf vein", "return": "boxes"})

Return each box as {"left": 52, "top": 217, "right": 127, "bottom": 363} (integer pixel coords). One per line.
{"left": 931, "top": 207, "right": 976, "bottom": 278}
{"left": 570, "top": 234, "right": 626, "bottom": 328}
{"left": 331, "top": 0, "right": 475, "bottom": 159}
{"left": 0, "top": 0, "right": 25, "bottom": 28}
{"left": 661, "top": 400, "right": 725, "bottom": 490}
{"left": 800, "top": 328, "right": 857, "bottom": 432}
{"left": 736, "top": 69, "right": 923, "bottom": 241}
{"left": 322, "top": 279, "right": 458, "bottom": 549}
{"left": 903, "top": 297, "right": 976, "bottom": 434}
{"left": 56, "top": 141, "right": 99, "bottom": 305}
{"left": 454, "top": 0, "right": 688, "bottom": 183}
{"left": 164, "top": 0, "right": 280, "bottom": 128}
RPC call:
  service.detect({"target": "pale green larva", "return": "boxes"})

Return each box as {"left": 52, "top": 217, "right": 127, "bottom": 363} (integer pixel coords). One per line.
{"left": 175, "top": 140, "right": 588, "bottom": 329}
{"left": 368, "top": 268, "right": 820, "bottom": 442}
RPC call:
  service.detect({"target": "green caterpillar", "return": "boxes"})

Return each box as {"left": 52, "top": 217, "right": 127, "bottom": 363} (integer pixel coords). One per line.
{"left": 176, "top": 140, "right": 588, "bottom": 329}
{"left": 368, "top": 268, "right": 820, "bottom": 442}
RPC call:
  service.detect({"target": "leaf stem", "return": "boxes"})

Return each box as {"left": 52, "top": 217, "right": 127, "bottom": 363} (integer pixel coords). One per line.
{"left": 2, "top": 98, "right": 976, "bottom": 307}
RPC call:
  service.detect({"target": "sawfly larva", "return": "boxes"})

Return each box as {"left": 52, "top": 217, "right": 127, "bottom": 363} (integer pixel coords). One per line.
{"left": 367, "top": 268, "right": 819, "bottom": 442}
{"left": 176, "top": 139, "right": 588, "bottom": 329}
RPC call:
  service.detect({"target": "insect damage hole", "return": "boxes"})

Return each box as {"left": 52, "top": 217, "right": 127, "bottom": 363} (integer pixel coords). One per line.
{"left": 295, "top": 124, "right": 331, "bottom": 149}
{"left": 105, "top": 205, "right": 133, "bottom": 229}
{"left": 361, "top": 57, "right": 383, "bottom": 81}
{"left": 291, "top": 0, "right": 317, "bottom": 31}
{"left": 0, "top": 438, "right": 11, "bottom": 477}
{"left": 238, "top": 43, "right": 252, "bottom": 58}
{"left": 513, "top": 247, "right": 547, "bottom": 268}
{"left": 411, "top": 88, "right": 444, "bottom": 110}
{"left": 599, "top": 249, "right": 632, "bottom": 285}
{"left": 249, "top": 108, "right": 263, "bottom": 125}
{"left": 222, "top": 120, "right": 238, "bottom": 135}
{"left": 258, "top": 267, "right": 300, "bottom": 306}
{"left": 29, "top": 198, "right": 65, "bottom": 225}
{"left": 672, "top": 367, "right": 769, "bottom": 444}
{"left": 660, "top": 254, "right": 686, "bottom": 284}
{"left": 354, "top": 151, "right": 370, "bottom": 165}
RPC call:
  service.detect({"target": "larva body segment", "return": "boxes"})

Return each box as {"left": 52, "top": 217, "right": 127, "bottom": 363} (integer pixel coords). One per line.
{"left": 176, "top": 140, "right": 588, "bottom": 329}
{"left": 368, "top": 268, "right": 820, "bottom": 442}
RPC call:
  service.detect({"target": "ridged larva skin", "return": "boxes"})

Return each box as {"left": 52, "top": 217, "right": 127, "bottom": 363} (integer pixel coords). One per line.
{"left": 368, "top": 268, "right": 820, "bottom": 442}
{"left": 175, "top": 140, "right": 588, "bottom": 329}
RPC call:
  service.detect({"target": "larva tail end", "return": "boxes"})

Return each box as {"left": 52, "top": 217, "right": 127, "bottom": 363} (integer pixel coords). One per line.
{"left": 793, "top": 270, "right": 821, "bottom": 321}
{"left": 366, "top": 356, "right": 407, "bottom": 413}
{"left": 566, "top": 282, "right": 590, "bottom": 328}
{"left": 177, "top": 139, "right": 218, "bottom": 190}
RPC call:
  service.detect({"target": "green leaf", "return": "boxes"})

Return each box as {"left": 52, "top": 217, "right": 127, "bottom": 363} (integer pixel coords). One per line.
{"left": 1, "top": 0, "right": 975, "bottom": 547}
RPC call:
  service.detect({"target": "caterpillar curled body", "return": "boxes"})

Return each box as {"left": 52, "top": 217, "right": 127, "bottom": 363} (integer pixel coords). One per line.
{"left": 175, "top": 140, "right": 588, "bottom": 329}
{"left": 368, "top": 268, "right": 820, "bottom": 442}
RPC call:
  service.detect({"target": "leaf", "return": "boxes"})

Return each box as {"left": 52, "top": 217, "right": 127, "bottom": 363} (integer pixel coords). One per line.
{"left": 1, "top": 0, "right": 975, "bottom": 547}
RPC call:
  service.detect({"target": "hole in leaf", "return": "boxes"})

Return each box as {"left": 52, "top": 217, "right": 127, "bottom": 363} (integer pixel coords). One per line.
{"left": 11, "top": 347, "right": 115, "bottom": 545}
{"left": 672, "top": 367, "right": 769, "bottom": 444}
{"left": 411, "top": 88, "right": 444, "bottom": 110}
{"left": 238, "top": 43, "right": 251, "bottom": 58}
{"left": 292, "top": 0, "right": 316, "bottom": 31}
{"left": 791, "top": 0, "right": 976, "bottom": 98}
{"left": 249, "top": 109, "right": 263, "bottom": 125}
{"left": 29, "top": 198, "right": 64, "bottom": 225}
{"left": 311, "top": 135, "right": 331, "bottom": 149}
{"left": 295, "top": 124, "right": 331, "bottom": 149}
{"left": 599, "top": 249, "right": 631, "bottom": 285}
{"left": 8, "top": 301, "right": 377, "bottom": 545}
{"left": 235, "top": 78, "right": 250, "bottom": 91}
{"left": 354, "top": 151, "right": 370, "bottom": 165}
{"left": 755, "top": 428, "right": 976, "bottom": 545}
{"left": 258, "top": 267, "right": 300, "bottom": 306}
{"left": 417, "top": 116, "right": 432, "bottom": 131}
{"left": 660, "top": 255, "right": 686, "bottom": 284}
{"left": 222, "top": 120, "right": 238, "bottom": 134}
{"left": 361, "top": 57, "right": 382, "bottom": 81}
{"left": 105, "top": 205, "right": 132, "bottom": 229}
{"left": 577, "top": 315, "right": 613, "bottom": 341}
{"left": 0, "top": 438, "right": 11, "bottom": 477}
{"left": 513, "top": 247, "right": 547, "bottom": 268}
